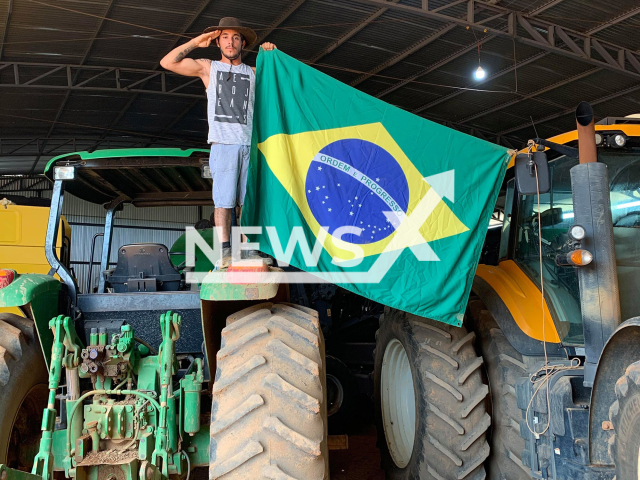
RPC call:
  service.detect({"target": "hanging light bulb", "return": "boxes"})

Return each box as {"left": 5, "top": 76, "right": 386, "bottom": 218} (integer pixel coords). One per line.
{"left": 474, "top": 65, "right": 486, "bottom": 80}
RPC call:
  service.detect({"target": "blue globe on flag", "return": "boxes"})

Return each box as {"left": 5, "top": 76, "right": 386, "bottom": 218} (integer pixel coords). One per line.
{"left": 305, "top": 139, "right": 410, "bottom": 245}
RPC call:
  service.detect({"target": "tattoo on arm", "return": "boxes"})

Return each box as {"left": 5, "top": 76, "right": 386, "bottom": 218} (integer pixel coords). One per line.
{"left": 174, "top": 44, "right": 196, "bottom": 62}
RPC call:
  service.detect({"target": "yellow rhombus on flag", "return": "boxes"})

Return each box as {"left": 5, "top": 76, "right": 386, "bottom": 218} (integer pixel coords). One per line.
{"left": 258, "top": 122, "right": 469, "bottom": 262}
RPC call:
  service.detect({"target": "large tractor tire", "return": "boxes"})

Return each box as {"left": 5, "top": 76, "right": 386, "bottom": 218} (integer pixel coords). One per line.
{"left": 468, "top": 300, "right": 531, "bottom": 480}
{"left": 209, "top": 303, "right": 328, "bottom": 480}
{"left": 609, "top": 360, "right": 640, "bottom": 479}
{"left": 0, "top": 313, "right": 49, "bottom": 469}
{"left": 374, "top": 307, "right": 491, "bottom": 480}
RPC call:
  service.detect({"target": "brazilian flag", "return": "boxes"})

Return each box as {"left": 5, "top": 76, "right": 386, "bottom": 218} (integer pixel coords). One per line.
{"left": 243, "top": 50, "right": 510, "bottom": 326}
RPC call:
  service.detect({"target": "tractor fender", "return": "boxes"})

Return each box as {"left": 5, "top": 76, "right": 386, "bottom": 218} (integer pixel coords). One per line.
{"left": 471, "top": 276, "right": 565, "bottom": 357}
{"left": 0, "top": 273, "right": 61, "bottom": 369}
{"left": 589, "top": 316, "right": 640, "bottom": 466}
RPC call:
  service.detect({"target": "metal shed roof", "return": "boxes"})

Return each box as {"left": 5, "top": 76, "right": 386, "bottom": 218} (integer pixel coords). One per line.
{"left": 1, "top": 0, "right": 640, "bottom": 174}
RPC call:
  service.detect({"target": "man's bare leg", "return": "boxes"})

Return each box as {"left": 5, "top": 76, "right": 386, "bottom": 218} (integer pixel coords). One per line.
{"left": 214, "top": 207, "right": 232, "bottom": 242}
{"left": 235, "top": 205, "right": 247, "bottom": 242}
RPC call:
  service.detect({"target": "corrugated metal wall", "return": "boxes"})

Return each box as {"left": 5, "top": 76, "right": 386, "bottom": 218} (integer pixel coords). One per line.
{"left": 2, "top": 184, "right": 215, "bottom": 293}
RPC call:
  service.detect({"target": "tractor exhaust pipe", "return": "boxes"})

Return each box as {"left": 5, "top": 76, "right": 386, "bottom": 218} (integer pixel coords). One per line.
{"left": 575, "top": 101, "right": 597, "bottom": 164}
{"left": 570, "top": 102, "right": 621, "bottom": 387}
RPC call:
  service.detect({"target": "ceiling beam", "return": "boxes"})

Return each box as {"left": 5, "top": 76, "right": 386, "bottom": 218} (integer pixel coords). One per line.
{"left": 32, "top": 0, "right": 120, "bottom": 174}
{"left": 411, "top": 10, "right": 634, "bottom": 124}
{"left": 143, "top": 98, "right": 202, "bottom": 147}
{"left": 373, "top": 0, "right": 553, "bottom": 99}
{"left": 376, "top": 34, "right": 494, "bottom": 98}
{"left": 249, "top": 0, "right": 307, "bottom": 48}
{"left": 103, "top": 0, "right": 214, "bottom": 146}
{"left": 527, "top": 0, "right": 565, "bottom": 16}
{"left": 412, "top": 51, "right": 547, "bottom": 114}
{"left": 0, "top": 62, "right": 205, "bottom": 99}
{"left": 350, "top": 5, "right": 504, "bottom": 87}
{"left": 350, "top": 23, "right": 457, "bottom": 86}
{"left": 0, "top": 0, "right": 14, "bottom": 61}
{"left": 346, "top": 0, "right": 640, "bottom": 82}
{"left": 586, "top": 6, "right": 640, "bottom": 35}
{"left": 308, "top": 0, "right": 401, "bottom": 64}
{"left": 497, "top": 83, "right": 640, "bottom": 135}
{"left": 457, "top": 67, "right": 599, "bottom": 124}
{"left": 165, "top": 0, "right": 213, "bottom": 56}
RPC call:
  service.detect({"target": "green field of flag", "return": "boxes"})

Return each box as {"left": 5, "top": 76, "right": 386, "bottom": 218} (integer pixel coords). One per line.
{"left": 242, "top": 49, "right": 510, "bottom": 326}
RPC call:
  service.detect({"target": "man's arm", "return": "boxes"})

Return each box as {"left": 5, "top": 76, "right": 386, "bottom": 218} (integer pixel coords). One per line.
{"left": 160, "top": 32, "right": 218, "bottom": 78}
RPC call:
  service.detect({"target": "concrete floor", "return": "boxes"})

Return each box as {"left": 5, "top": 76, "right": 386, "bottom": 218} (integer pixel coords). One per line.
{"left": 329, "top": 427, "right": 385, "bottom": 480}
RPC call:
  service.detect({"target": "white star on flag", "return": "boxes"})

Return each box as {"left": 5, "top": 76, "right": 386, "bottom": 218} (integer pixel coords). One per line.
{"left": 337, "top": 183, "right": 340, "bottom": 187}
{"left": 376, "top": 178, "right": 380, "bottom": 181}
{"left": 318, "top": 167, "right": 322, "bottom": 171}
{"left": 308, "top": 190, "right": 311, "bottom": 193}
{"left": 355, "top": 196, "right": 358, "bottom": 200}
{"left": 325, "top": 196, "right": 328, "bottom": 199}
{"left": 328, "top": 208, "right": 332, "bottom": 212}
{"left": 316, "top": 187, "right": 320, "bottom": 191}
{"left": 349, "top": 212, "right": 354, "bottom": 216}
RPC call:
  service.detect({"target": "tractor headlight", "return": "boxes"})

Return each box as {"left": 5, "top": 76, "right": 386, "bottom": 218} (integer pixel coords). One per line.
{"left": 594, "top": 133, "right": 603, "bottom": 145}
{"left": 568, "top": 224, "right": 586, "bottom": 241}
{"left": 612, "top": 134, "right": 627, "bottom": 148}
{"left": 54, "top": 166, "right": 75, "bottom": 180}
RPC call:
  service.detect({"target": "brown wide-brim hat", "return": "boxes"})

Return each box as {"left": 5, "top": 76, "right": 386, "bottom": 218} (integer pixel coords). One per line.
{"left": 204, "top": 17, "right": 257, "bottom": 47}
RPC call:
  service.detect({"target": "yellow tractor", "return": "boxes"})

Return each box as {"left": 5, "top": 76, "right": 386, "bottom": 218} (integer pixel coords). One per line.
{"left": 373, "top": 103, "right": 640, "bottom": 479}
{"left": 0, "top": 196, "right": 71, "bottom": 316}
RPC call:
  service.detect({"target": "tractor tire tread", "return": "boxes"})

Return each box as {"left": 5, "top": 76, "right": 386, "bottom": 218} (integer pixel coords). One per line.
{"left": 0, "top": 313, "right": 48, "bottom": 466}
{"left": 470, "top": 305, "right": 530, "bottom": 480}
{"left": 375, "top": 309, "right": 489, "bottom": 480}
{"left": 209, "top": 304, "right": 327, "bottom": 480}
{"left": 609, "top": 360, "right": 640, "bottom": 479}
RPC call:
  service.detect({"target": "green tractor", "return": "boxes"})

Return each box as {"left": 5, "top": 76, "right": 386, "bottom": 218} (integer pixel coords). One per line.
{"left": 0, "top": 149, "right": 328, "bottom": 480}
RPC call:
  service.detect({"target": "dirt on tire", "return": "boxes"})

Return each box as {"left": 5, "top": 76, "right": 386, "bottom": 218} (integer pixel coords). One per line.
{"left": 209, "top": 302, "right": 328, "bottom": 480}
{"left": 468, "top": 298, "right": 532, "bottom": 480}
{"left": 609, "top": 360, "right": 640, "bottom": 478}
{"left": 0, "top": 313, "right": 49, "bottom": 468}
{"left": 374, "top": 307, "right": 491, "bottom": 480}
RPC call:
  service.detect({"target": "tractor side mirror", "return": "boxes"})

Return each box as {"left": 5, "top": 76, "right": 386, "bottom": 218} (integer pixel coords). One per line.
{"left": 515, "top": 151, "right": 550, "bottom": 195}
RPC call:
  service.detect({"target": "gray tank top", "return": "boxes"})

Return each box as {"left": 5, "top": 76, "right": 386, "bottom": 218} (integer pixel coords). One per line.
{"left": 206, "top": 61, "right": 255, "bottom": 146}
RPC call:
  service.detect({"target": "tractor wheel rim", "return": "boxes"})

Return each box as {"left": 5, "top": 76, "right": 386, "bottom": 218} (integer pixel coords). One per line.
{"left": 326, "top": 374, "right": 344, "bottom": 417}
{"left": 381, "top": 339, "right": 416, "bottom": 468}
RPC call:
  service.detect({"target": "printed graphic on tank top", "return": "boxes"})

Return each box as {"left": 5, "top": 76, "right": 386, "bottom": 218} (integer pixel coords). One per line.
{"left": 207, "top": 61, "right": 255, "bottom": 146}
{"left": 215, "top": 69, "right": 250, "bottom": 124}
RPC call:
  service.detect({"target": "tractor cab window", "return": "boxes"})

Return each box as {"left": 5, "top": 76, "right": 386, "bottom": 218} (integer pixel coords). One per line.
{"left": 513, "top": 148, "right": 640, "bottom": 346}
{"left": 514, "top": 155, "right": 583, "bottom": 345}
{"left": 600, "top": 151, "right": 640, "bottom": 322}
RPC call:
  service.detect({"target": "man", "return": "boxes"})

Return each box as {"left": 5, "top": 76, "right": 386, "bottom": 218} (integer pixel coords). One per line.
{"left": 160, "top": 17, "right": 276, "bottom": 267}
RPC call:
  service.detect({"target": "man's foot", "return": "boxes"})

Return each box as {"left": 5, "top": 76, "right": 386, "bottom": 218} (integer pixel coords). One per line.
{"left": 215, "top": 246, "right": 232, "bottom": 269}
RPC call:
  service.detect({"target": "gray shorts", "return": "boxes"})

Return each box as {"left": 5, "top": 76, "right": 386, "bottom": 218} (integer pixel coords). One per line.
{"left": 209, "top": 144, "right": 250, "bottom": 208}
